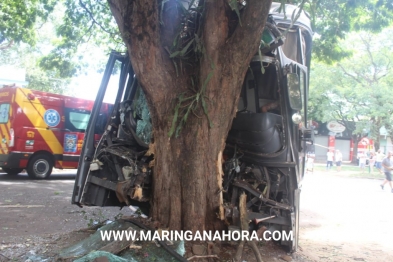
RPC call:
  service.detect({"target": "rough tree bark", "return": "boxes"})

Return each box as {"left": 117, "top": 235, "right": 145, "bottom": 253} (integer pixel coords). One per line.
{"left": 108, "top": 0, "right": 272, "bottom": 231}
{"left": 352, "top": 135, "right": 360, "bottom": 164}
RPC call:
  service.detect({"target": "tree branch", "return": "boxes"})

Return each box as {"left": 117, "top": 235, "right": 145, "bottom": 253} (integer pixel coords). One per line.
{"left": 79, "top": 0, "right": 116, "bottom": 36}
{"left": 337, "top": 63, "right": 368, "bottom": 88}
{"left": 108, "top": 0, "right": 182, "bottom": 120}
{"left": 0, "top": 39, "right": 14, "bottom": 50}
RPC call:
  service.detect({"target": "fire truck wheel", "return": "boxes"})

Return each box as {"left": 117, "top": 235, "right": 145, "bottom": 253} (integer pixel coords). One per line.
{"left": 27, "top": 155, "right": 53, "bottom": 179}
{"left": 2, "top": 168, "right": 24, "bottom": 175}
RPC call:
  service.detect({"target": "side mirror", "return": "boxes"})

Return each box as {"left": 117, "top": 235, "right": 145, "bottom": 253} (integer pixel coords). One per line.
{"left": 287, "top": 73, "right": 302, "bottom": 110}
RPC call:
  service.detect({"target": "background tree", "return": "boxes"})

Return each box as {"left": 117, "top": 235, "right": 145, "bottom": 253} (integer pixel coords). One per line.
{"left": 290, "top": 0, "right": 393, "bottom": 62}
{"left": 309, "top": 28, "right": 393, "bottom": 158}
{"left": 0, "top": 1, "right": 115, "bottom": 93}
{"left": 0, "top": 1, "right": 73, "bottom": 92}
{"left": 0, "top": 0, "right": 56, "bottom": 49}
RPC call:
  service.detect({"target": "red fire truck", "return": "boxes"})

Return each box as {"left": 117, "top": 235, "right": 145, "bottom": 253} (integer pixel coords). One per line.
{"left": 0, "top": 86, "right": 111, "bottom": 179}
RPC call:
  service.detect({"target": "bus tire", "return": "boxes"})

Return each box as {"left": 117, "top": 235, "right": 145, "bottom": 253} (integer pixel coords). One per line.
{"left": 27, "top": 154, "right": 53, "bottom": 179}
{"left": 2, "top": 168, "right": 24, "bottom": 175}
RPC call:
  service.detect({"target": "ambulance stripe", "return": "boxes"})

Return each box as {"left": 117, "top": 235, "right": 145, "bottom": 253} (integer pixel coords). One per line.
{"left": 15, "top": 89, "right": 63, "bottom": 155}
{"left": 0, "top": 125, "right": 8, "bottom": 142}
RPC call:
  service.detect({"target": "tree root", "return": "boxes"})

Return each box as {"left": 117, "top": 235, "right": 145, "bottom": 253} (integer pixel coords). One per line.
{"left": 187, "top": 254, "right": 219, "bottom": 260}
{"left": 235, "top": 240, "right": 245, "bottom": 261}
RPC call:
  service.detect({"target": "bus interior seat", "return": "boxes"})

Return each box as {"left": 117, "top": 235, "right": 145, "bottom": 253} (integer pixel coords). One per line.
{"left": 230, "top": 61, "right": 282, "bottom": 154}
{"left": 227, "top": 112, "right": 283, "bottom": 154}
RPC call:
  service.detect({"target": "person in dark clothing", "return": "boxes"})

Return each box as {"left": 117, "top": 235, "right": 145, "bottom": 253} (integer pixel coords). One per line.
{"left": 380, "top": 151, "right": 393, "bottom": 192}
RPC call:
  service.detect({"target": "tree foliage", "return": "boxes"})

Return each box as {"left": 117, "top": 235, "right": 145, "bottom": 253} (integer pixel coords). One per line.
{"left": 38, "top": 0, "right": 123, "bottom": 77}
{"left": 289, "top": 0, "right": 393, "bottom": 63}
{"left": 0, "top": 43, "right": 71, "bottom": 93}
{"left": 2, "top": 0, "right": 393, "bottom": 73}
{"left": 0, "top": 0, "right": 57, "bottom": 48}
{"left": 309, "top": 27, "right": 393, "bottom": 148}
{"left": 0, "top": 1, "right": 117, "bottom": 93}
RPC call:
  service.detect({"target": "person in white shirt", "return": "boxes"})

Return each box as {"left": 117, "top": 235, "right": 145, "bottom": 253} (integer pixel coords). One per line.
{"left": 358, "top": 152, "right": 367, "bottom": 172}
{"left": 335, "top": 150, "right": 343, "bottom": 172}
{"left": 326, "top": 150, "right": 334, "bottom": 170}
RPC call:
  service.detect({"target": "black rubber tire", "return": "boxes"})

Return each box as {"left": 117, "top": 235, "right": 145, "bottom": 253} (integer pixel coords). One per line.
{"left": 2, "top": 168, "right": 24, "bottom": 175}
{"left": 27, "top": 154, "right": 53, "bottom": 179}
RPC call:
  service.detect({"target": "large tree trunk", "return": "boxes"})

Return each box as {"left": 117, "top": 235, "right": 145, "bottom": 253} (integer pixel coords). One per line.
{"left": 108, "top": 0, "right": 272, "bottom": 231}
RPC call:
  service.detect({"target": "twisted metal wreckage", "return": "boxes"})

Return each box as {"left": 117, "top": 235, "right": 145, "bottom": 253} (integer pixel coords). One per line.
{"left": 72, "top": 2, "right": 313, "bottom": 252}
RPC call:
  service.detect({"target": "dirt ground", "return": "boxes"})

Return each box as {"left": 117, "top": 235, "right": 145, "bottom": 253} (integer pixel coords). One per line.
{"left": 1, "top": 168, "right": 391, "bottom": 261}
{"left": 298, "top": 169, "right": 393, "bottom": 262}
{"left": 0, "top": 170, "right": 132, "bottom": 261}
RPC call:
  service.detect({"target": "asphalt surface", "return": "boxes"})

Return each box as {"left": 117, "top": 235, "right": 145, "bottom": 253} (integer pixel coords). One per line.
{"left": 1, "top": 169, "right": 392, "bottom": 261}
{"left": 0, "top": 169, "right": 129, "bottom": 240}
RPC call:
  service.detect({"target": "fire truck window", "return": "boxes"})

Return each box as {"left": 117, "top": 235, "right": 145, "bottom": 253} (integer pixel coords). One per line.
{"left": 65, "top": 109, "right": 90, "bottom": 132}
{"left": 0, "top": 104, "right": 10, "bottom": 123}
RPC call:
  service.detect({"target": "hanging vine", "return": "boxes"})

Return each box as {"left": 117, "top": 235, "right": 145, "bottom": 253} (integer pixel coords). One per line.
{"left": 161, "top": 0, "right": 220, "bottom": 137}
{"left": 163, "top": 0, "right": 307, "bottom": 137}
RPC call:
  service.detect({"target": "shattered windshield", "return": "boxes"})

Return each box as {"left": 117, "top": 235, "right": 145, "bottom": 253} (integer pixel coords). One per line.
{"left": 134, "top": 88, "right": 152, "bottom": 144}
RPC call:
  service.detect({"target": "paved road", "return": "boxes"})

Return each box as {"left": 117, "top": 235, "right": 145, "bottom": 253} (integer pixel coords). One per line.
{"left": 0, "top": 170, "right": 129, "bottom": 240}
{"left": 1, "top": 170, "right": 392, "bottom": 261}
{"left": 299, "top": 171, "right": 393, "bottom": 261}
{"left": 0, "top": 169, "right": 77, "bottom": 180}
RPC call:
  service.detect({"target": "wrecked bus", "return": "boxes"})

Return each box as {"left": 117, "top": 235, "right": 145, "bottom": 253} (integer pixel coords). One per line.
{"left": 72, "top": 3, "right": 313, "bottom": 252}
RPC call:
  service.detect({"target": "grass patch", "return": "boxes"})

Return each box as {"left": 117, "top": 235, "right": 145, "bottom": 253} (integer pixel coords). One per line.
{"left": 311, "top": 164, "right": 385, "bottom": 179}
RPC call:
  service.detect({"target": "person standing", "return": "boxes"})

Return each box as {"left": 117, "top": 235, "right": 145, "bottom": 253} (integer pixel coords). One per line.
{"left": 380, "top": 151, "right": 393, "bottom": 192}
{"left": 335, "top": 150, "right": 343, "bottom": 172}
{"left": 375, "top": 149, "right": 385, "bottom": 174}
{"left": 358, "top": 151, "right": 367, "bottom": 172}
{"left": 368, "top": 151, "right": 376, "bottom": 173}
{"left": 326, "top": 150, "right": 334, "bottom": 170}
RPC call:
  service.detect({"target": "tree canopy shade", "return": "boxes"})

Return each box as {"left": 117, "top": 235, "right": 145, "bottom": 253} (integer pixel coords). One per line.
{"left": 290, "top": 0, "right": 393, "bottom": 63}
{"left": 2, "top": 0, "right": 393, "bottom": 69}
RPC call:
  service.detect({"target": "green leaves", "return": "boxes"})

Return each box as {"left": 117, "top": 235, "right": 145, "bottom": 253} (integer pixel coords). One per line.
{"left": 168, "top": 71, "right": 214, "bottom": 138}
{"left": 289, "top": 0, "right": 393, "bottom": 63}
{"left": 0, "top": 0, "right": 57, "bottom": 46}
{"left": 309, "top": 28, "right": 393, "bottom": 139}
{"left": 170, "top": 39, "right": 195, "bottom": 58}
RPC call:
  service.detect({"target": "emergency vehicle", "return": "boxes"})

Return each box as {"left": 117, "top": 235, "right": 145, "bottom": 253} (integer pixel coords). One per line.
{"left": 0, "top": 86, "right": 111, "bottom": 179}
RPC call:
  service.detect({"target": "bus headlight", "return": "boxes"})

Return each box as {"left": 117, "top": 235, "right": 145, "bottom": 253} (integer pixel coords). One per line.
{"left": 292, "top": 113, "right": 302, "bottom": 124}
